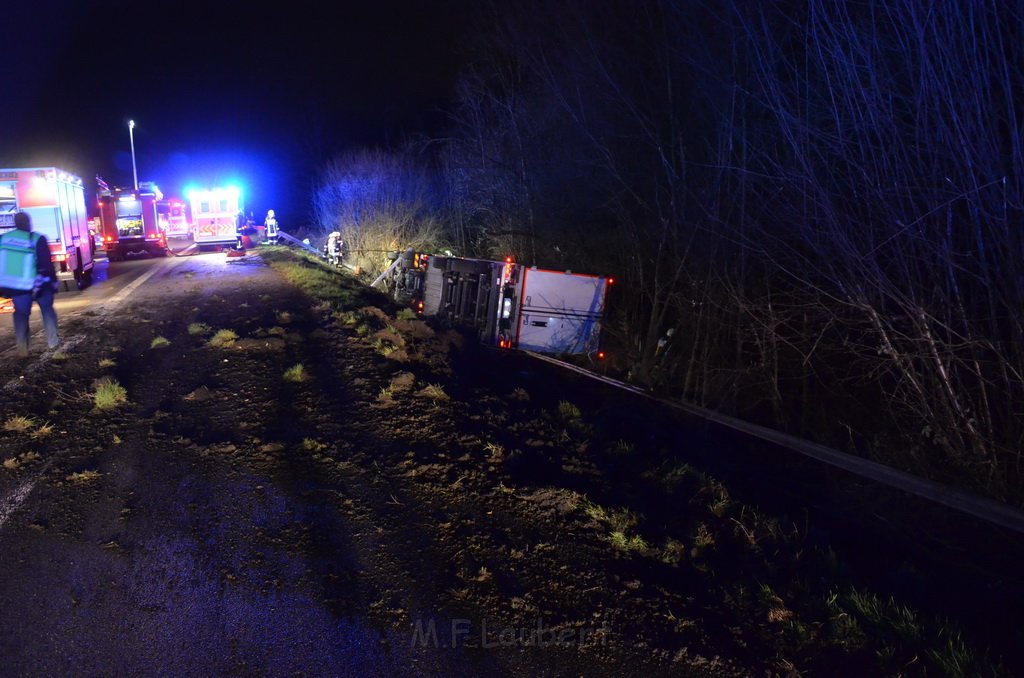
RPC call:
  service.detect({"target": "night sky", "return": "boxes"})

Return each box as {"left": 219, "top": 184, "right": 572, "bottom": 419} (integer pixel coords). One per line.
{"left": 2, "top": 0, "right": 473, "bottom": 223}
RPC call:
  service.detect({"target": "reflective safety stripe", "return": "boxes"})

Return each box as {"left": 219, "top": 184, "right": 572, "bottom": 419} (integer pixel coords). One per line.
{"left": 0, "top": 231, "right": 40, "bottom": 291}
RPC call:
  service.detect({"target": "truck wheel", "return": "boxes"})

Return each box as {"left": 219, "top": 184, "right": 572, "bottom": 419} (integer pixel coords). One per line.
{"left": 74, "top": 267, "right": 84, "bottom": 290}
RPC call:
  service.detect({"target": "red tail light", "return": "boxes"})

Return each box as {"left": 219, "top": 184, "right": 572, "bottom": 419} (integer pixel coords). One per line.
{"left": 598, "top": 351, "right": 606, "bottom": 359}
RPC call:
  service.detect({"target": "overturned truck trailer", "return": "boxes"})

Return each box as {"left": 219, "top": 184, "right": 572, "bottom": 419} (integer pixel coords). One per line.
{"left": 384, "top": 250, "right": 610, "bottom": 356}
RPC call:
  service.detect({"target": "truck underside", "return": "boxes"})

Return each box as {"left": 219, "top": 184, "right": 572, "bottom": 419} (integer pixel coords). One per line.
{"left": 106, "top": 238, "right": 168, "bottom": 261}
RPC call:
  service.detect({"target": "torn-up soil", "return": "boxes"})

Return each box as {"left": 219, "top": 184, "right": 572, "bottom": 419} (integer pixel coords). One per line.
{"left": 0, "top": 248, "right": 1020, "bottom": 676}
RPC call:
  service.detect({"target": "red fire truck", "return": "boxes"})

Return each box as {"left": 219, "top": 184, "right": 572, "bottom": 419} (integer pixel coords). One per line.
{"left": 0, "top": 167, "right": 95, "bottom": 290}
{"left": 97, "top": 181, "right": 169, "bottom": 261}
{"left": 383, "top": 251, "right": 610, "bottom": 356}
{"left": 157, "top": 198, "right": 191, "bottom": 238}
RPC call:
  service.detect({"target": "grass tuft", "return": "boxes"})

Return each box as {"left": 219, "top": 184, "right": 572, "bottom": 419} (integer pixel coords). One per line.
{"left": 417, "top": 383, "right": 449, "bottom": 401}
{"left": 659, "top": 538, "right": 686, "bottom": 565}
{"left": 188, "top": 322, "right": 211, "bottom": 336}
{"left": 93, "top": 378, "right": 128, "bottom": 410}
{"left": 484, "top": 441, "right": 505, "bottom": 461}
{"left": 610, "top": 439, "right": 636, "bottom": 455}
{"left": 372, "top": 337, "right": 398, "bottom": 357}
{"left": 395, "top": 308, "right": 418, "bottom": 321}
{"left": 510, "top": 387, "right": 530, "bottom": 401}
{"left": 150, "top": 336, "right": 171, "bottom": 349}
{"left": 302, "top": 438, "right": 327, "bottom": 452}
{"left": 98, "top": 358, "right": 116, "bottom": 368}
{"left": 2, "top": 451, "right": 40, "bottom": 471}
{"left": 608, "top": 531, "right": 649, "bottom": 553}
{"left": 557, "top": 400, "right": 582, "bottom": 420}
{"left": 66, "top": 470, "right": 102, "bottom": 484}
{"left": 208, "top": 329, "right": 239, "bottom": 348}
{"left": 3, "top": 415, "right": 36, "bottom": 433}
{"left": 283, "top": 364, "right": 307, "bottom": 382}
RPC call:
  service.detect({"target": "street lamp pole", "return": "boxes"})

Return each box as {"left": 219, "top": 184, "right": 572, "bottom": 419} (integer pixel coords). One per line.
{"left": 128, "top": 119, "right": 138, "bottom": 190}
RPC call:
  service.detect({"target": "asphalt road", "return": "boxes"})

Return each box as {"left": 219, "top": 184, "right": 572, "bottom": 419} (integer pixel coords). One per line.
{"left": 0, "top": 239, "right": 199, "bottom": 357}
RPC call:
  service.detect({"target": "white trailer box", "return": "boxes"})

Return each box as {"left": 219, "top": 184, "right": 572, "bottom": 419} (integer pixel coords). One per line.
{"left": 515, "top": 268, "right": 608, "bottom": 355}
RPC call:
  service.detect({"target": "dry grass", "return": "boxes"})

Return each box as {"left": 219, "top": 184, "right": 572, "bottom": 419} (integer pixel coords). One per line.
{"left": 66, "top": 470, "right": 102, "bottom": 484}
{"left": 3, "top": 415, "right": 36, "bottom": 433}
{"left": 416, "top": 383, "right": 449, "bottom": 401}
{"left": 150, "top": 336, "right": 171, "bottom": 349}
{"left": 32, "top": 421, "right": 54, "bottom": 438}
{"left": 484, "top": 441, "right": 505, "bottom": 462}
{"left": 2, "top": 452, "right": 40, "bottom": 471}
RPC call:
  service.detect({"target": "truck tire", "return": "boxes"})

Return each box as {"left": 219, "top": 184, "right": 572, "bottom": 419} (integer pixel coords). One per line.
{"left": 74, "top": 248, "right": 87, "bottom": 290}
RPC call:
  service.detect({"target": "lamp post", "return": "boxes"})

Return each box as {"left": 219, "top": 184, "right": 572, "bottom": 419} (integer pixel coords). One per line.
{"left": 128, "top": 119, "right": 138, "bottom": 190}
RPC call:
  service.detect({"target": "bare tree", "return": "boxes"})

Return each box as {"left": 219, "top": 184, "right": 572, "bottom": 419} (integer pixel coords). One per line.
{"left": 312, "top": 148, "right": 446, "bottom": 277}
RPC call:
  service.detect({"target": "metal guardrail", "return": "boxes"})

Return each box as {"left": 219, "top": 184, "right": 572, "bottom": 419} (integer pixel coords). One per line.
{"left": 275, "top": 230, "right": 325, "bottom": 258}
{"left": 526, "top": 351, "right": 1024, "bottom": 535}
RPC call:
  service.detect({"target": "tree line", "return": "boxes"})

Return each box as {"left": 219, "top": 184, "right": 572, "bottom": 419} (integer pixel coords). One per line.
{"left": 310, "top": 0, "right": 1024, "bottom": 504}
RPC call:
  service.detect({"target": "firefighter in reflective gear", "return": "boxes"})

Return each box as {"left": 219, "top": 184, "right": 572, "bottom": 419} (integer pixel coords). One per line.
{"left": 235, "top": 211, "right": 253, "bottom": 250}
{"left": 325, "top": 231, "right": 345, "bottom": 267}
{"left": 265, "top": 209, "right": 279, "bottom": 244}
{"left": 0, "top": 212, "right": 59, "bottom": 356}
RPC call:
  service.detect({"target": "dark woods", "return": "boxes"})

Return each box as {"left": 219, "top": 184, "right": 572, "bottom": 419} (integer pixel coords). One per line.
{"left": 312, "top": 0, "right": 1024, "bottom": 504}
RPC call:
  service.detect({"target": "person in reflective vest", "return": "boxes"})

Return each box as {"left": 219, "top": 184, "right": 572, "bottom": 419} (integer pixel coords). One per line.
{"left": 265, "top": 209, "right": 279, "bottom": 244}
{"left": 0, "top": 212, "right": 59, "bottom": 357}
